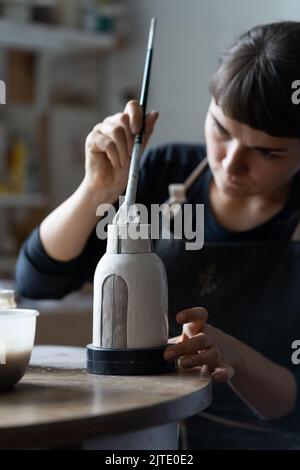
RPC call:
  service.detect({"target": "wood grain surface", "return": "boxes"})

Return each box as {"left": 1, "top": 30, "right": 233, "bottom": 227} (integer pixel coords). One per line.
{"left": 101, "top": 274, "right": 128, "bottom": 348}
{"left": 0, "top": 346, "right": 212, "bottom": 449}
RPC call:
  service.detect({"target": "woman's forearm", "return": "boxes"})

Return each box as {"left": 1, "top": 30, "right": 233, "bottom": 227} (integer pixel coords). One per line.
{"left": 39, "top": 102, "right": 158, "bottom": 263}
{"left": 229, "top": 336, "right": 297, "bottom": 420}
{"left": 40, "top": 178, "right": 115, "bottom": 261}
{"left": 166, "top": 310, "right": 297, "bottom": 422}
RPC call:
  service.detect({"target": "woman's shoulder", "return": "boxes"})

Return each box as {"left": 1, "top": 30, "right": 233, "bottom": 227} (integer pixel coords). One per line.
{"left": 137, "top": 142, "right": 207, "bottom": 205}
{"left": 141, "top": 142, "right": 207, "bottom": 174}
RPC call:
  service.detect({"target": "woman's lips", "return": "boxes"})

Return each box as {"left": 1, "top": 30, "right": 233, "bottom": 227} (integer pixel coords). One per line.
{"left": 227, "top": 178, "right": 242, "bottom": 185}
{"left": 223, "top": 175, "right": 243, "bottom": 186}
{"left": 221, "top": 176, "right": 249, "bottom": 193}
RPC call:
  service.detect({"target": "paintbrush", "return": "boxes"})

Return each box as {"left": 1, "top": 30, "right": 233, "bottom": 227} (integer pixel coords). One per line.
{"left": 113, "top": 17, "right": 157, "bottom": 225}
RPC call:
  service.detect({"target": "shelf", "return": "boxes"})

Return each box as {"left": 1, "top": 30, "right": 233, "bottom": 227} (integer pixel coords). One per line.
{"left": 0, "top": 19, "right": 118, "bottom": 52}
{"left": 0, "top": 193, "right": 48, "bottom": 208}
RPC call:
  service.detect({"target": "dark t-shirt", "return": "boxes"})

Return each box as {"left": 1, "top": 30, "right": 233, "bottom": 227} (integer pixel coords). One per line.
{"left": 15, "top": 143, "right": 300, "bottom": 446}
{"left": 15, "top": 143, "right": 300, "bottom": 299}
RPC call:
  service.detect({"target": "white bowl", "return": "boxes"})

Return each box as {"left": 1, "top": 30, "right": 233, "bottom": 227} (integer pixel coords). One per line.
{"left": 0, "top": 309, "right": 39, "bottom": 390}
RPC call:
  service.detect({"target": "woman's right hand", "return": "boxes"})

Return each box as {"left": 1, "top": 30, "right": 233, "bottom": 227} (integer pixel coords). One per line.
{"left": 83, "top": 100, "right": 159, "bottom": 203}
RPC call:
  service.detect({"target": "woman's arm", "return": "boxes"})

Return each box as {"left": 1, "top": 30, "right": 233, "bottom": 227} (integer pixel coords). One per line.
{"left": 39, "top": 178, "right": 110, "bottom": 262}
{"left": 40, "top": 101, "right": 159, "bottom": 262}
{"left": 15, "top": 101, "right": 159, "bottom": 298}
{"left": 164, "top": 307, "right": 297, "bottom": 420}
{"left": 228, "top": 337, "right": 297, "bottom": 420}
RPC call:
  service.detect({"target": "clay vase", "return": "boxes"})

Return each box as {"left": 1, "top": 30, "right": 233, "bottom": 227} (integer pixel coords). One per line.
{"left": 93, "top": 223, "right": 168, "bottom": 348}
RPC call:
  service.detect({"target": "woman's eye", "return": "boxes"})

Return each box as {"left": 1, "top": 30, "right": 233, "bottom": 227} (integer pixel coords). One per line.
{"left": 214, "top": 122, "right": 230, "bottom": 138}
{"left": 258, "top": 149, "right": 281, "bottom": 160}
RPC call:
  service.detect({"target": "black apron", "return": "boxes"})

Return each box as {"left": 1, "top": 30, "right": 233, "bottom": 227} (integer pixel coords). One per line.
{"left": 154, "top": 159, "right": 300, "bottom": 450}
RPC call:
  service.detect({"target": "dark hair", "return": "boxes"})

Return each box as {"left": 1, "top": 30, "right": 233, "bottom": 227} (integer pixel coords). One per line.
{"left": 210, "top": 21, "right": 300, "bottom": 138}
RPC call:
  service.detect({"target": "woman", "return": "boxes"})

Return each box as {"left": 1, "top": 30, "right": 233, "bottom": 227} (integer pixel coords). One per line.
{"left": 16, "top": 21, "right": 300, "bottom": 449}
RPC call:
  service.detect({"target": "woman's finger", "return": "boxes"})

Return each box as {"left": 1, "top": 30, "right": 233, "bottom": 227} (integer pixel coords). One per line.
{"left": 211, "top": 363, "right": 235, "bottom": 383}
{"left": 124, "top": 100, "right": 143, "bottom": 134}
{"left": 94, "top": 113, "right": 134, "bottom": 152}
{"left": 167, "top": 335, "right": 182, "bottom": 344}
{"left": 178, "top": 345, "right": 220, "bottom": 369}
{"left": 164, "top": 332, "right": 212, "bottom": 361}
{"left": 117, "top": 112, "right": 135, "bottom": 156}
{"left": 142, "top": 111, "right": 159, "bottom": 149}
{"left": 97, "top": 121, "right": 130, "bottom": 168}
{"left": 177, "top": 307, "right": 208, "bottom": 340}
{"left": 176, "top": 307, "right": 208, "bottom": 325}
{"left": 88, "top": 132, "right": 121, "bottom": 170}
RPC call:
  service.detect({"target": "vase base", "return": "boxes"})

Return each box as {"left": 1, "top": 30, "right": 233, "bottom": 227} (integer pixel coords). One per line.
{"left": 86, "top": 344, "right": 176, "bottom": 375}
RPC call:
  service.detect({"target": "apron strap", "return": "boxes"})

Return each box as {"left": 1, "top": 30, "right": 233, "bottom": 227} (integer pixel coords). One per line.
{"left": 161, "top": 157, "right": 208, "bottom": 224}
{"left": 164, "top": 157, "right": 208, "bottom": 206}
{"left": 163, "top": 156, "right": 300, "bottom": 241}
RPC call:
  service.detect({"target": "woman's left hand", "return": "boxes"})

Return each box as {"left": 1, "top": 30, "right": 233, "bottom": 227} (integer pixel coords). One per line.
{"left": 164, "top": 307, "right": 240, "bottom": 383}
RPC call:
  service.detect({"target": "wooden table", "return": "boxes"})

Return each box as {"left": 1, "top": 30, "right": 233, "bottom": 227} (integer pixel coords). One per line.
{"left": 0, "top": 346, "right": 212, "bottom": 450}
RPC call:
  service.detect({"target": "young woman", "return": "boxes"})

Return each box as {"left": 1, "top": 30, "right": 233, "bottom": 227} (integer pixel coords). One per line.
{"left": 16, "top": 21, "right": 300, "bottom": 449}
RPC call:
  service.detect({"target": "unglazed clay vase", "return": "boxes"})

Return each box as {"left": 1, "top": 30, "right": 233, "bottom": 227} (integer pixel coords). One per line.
{"left": 92, "top": 224, "right": 168, "bottom": 349}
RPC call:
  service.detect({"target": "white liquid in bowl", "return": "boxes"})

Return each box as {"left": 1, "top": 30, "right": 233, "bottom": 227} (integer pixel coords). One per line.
{"left": 0, "top": 309, "right": 39, "bottom": 390}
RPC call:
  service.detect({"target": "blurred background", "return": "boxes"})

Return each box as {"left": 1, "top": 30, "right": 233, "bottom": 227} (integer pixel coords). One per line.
{"left": 0, "top": 0, "right": 299, "bottom": 345}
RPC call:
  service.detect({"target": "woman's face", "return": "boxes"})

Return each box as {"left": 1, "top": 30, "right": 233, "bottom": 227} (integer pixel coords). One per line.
{"left": 205, "top": 99, "right": 300, "bottom": 199}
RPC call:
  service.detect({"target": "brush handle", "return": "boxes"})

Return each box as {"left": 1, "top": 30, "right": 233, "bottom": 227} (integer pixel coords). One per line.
{"left": 124, "top": 139, "right": 142, "bottom": 207}
{"left": 124, "top": 17, "right": 156, "bottom": 208}
{"left": 139, "top": 17, "right": 156, "bottom": 142}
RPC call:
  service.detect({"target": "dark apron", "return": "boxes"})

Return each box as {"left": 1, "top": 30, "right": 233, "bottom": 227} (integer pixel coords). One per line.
{"left": 153, "top": 161, "right": 300, "bottom": 450}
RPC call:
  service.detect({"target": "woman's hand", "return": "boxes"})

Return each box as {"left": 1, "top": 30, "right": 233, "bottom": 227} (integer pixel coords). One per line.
{"left": 83, "top": 100, "right": 159, "bottom": 203}
{"left": 165, "top": 308, "right": 297, "bottom": 419}
{"left": 164, "top": 307, "right": 240, "bottom": 383}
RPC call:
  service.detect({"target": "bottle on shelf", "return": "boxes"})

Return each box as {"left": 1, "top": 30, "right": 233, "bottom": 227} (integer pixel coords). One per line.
{"left": 1, "top": 1, "right": 31, "bottom": 23}
{"left": 0, "top": 109, "right": 8, "bottom": 190}
{"left": 81, "top": 0, "right": 116, "bottom": 34}
{"left": 94, "top": 0, "right": 115, "bottom": 34}
{"left": 81, "top": 0, "right": 96, "bottom": 32}
{"left": 25, "top": 143, "right": 40, "bottom": 193}
{"left": 7, "top": 134, "right": 27, "bottom": 193}
{"left": 55, "top": 0, "right": 80, "bottom": 28}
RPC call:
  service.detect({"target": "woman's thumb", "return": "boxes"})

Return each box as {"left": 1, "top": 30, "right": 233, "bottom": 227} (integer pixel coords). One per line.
{"left": 211, "top": 363, "right": 235, "bottom": 383}
{"left": 142, "top": 111, "right": 159, "bottom": 148}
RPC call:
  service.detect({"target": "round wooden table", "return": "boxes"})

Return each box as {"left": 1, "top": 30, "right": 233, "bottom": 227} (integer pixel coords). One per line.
{"left": 0, "top": 346, "right": 212, "bottom": 450}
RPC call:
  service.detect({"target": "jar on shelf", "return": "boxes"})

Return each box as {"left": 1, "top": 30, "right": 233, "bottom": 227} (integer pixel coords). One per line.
{"left": 81, "top": 0, "right": 123, "bottom": 34}
{"left": 55, "top": 0, "right": 80, "bottom": 28}
{"left": 81, "top": 0, "right": 97, "bottom": 32}
{"left": 8, "top": 135, "right": 27, "bottom": 193}
{"left": 95, "top": 4, "right": 115, "bottom": 34}
{"left": 2, "top": 1, "right": 31, "bottom": 23}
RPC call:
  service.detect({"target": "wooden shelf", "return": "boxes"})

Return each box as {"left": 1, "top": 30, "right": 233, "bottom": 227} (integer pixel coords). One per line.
{"left": 0, "top": 193, "right": 47, "bottom": 208}
{"left": 0, "top": 19, "right": 118, "bottom": 52}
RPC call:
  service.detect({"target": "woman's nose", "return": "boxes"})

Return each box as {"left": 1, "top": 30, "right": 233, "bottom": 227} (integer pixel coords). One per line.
{"left": 222, "top": 141, "right": 248, "bottom": 176}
